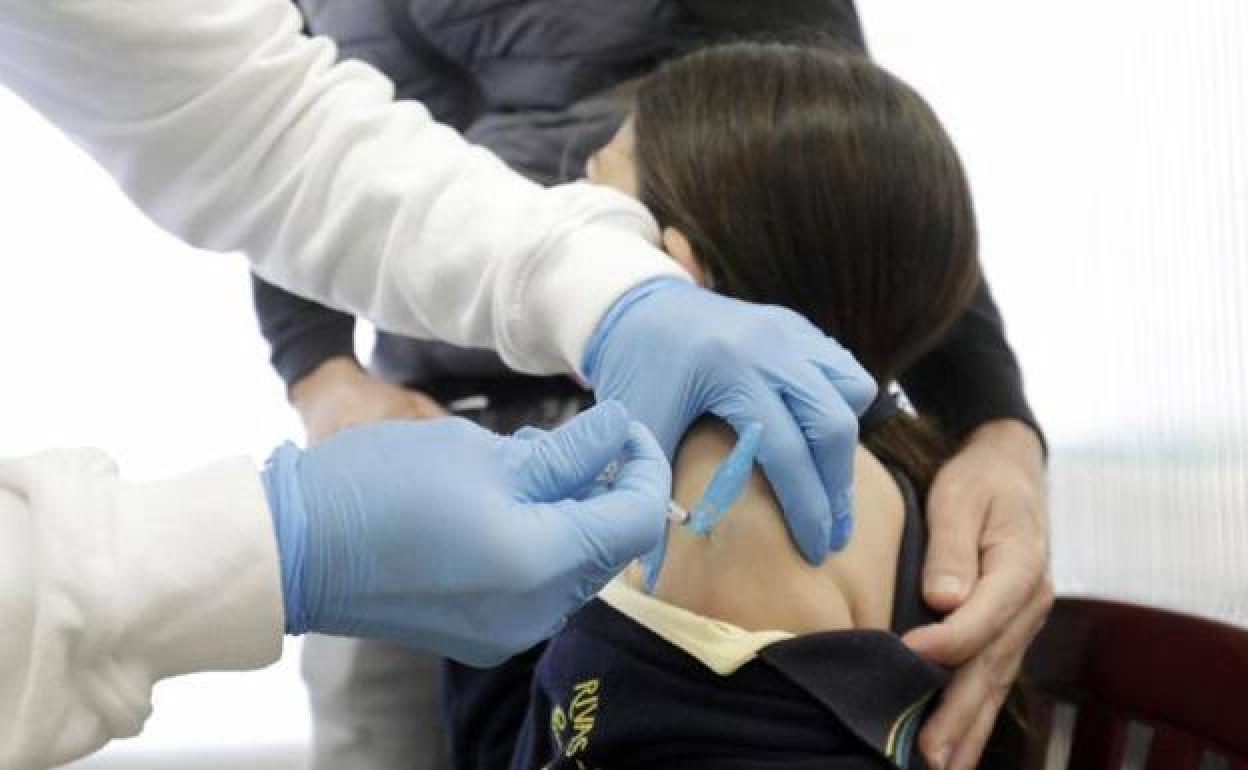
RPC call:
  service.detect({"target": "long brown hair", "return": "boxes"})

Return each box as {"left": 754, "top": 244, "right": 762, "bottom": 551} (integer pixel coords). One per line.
{"left": 633, "top": 42, "right": 980, "bottom": 490}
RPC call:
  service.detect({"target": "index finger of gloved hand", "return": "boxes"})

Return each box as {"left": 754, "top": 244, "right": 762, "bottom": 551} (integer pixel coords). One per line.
{"left": 903, "top": 541, "right": 1042, "bottom": 666}
{"left": 724, "top": 386, "right": 832, "bottom": 565}
{"left": 812, "top": 345, "right": 878, "bottom": 417}
{"left": 515, "top": 400, "right": 632, "bottom": 502}
{"left": 562, "top": 421, "right": 671, "bottom": 570}
{"left": 779, "top": 370, "right": 863, "bottom": 554}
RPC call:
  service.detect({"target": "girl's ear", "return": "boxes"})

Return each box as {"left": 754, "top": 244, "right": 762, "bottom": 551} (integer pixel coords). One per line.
{"left": 661, "top": 227, "right": 709, "bottom": 287}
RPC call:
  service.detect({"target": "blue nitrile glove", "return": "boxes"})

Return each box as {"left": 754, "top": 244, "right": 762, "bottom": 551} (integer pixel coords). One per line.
{"left": 583, "top": 278, "right": 876, "bottom": 565}
{"left": 261, "top": 400, "right": 670, "bottom": 667}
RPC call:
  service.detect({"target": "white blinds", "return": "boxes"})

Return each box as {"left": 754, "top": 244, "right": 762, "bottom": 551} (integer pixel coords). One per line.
{"left": 862, "top": 1, "right": 1248, "bottom": 627}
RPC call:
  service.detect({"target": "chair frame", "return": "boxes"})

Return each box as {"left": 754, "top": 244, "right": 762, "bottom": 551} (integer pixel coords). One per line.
{"left": 1022, "top": 598, "right": 1248, "bottom": 769}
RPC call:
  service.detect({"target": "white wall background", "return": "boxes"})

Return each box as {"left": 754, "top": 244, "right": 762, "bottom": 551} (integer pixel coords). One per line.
{"left": 0, "top": 0, "right": 1243, "bottom": 766}
{"left": 859, "top": 0, "right": 1248, "bottom": 626}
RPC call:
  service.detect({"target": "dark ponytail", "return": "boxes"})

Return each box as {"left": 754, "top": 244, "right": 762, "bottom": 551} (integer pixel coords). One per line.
{"left": 864, "top": 413, "right": 956, "bottom": 499}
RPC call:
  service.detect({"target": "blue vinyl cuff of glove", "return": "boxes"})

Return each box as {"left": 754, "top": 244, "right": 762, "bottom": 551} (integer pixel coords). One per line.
{"left": 261, "top": 442, "right": 310, "bottom": 636}
{"left": 582, "top": 276, "right": 687, "bottom": 381}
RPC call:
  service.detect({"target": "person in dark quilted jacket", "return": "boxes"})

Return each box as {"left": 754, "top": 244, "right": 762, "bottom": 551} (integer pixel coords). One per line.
{"left": 252, "top": 3, "right": 1050, "bottom": 769}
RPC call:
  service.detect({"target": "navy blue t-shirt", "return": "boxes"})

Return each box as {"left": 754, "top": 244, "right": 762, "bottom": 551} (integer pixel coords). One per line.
{"left": 442, "top": 466, "right": 1000, "bottom": 769}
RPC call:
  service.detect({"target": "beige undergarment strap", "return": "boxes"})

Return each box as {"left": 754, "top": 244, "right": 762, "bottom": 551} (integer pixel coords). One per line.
{"left": 598, "top": 579, "right": 795, "bottom": 676}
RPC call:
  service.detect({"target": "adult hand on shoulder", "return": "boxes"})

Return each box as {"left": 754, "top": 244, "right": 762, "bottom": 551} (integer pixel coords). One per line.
{"left": 584, "top": 278, "right": 876, "bottom": 565}
{"left": 291, "top": 356, "right": 447, "bottom": 444}
{"left": 903, "top": 419, "right": 1053, "bottom": 770}
{"left": 262, "top": 401, "right": 670, "bottom": 667}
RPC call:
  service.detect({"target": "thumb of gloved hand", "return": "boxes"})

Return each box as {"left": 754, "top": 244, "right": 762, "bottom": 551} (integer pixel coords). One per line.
{"left": 516, "top": 401, "right": 671, "bottom": 571}
{"left": 517, "top": 400, "right": 632, "bottom": 499}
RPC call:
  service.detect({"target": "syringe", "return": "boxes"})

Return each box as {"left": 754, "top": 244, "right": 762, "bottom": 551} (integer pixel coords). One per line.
{"left": 685, "top": 421, "right": 763, "bottom": 535}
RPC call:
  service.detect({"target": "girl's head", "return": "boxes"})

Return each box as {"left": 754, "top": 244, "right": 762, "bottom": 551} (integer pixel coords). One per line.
{"left": 588, "top": 43, "right": 980, "bottom": 386}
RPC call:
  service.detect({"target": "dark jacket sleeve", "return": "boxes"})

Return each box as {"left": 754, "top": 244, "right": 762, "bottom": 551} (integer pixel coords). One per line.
{"left": 251, "top": 276, "right": 358, "bottom": 387}
{"left": 253, "top": 0, "right": 482, "bottom": 388}
{"left": 680, "top": 0, "right": 867, "bottom": 51}
{"left": 899, "top": 279, "right": 1043, "bottom": 445}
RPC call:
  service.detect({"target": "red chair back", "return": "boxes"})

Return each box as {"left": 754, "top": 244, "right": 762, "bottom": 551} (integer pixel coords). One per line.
{"left": 1023, "top": 598, "right": 1248, "bottom": 769}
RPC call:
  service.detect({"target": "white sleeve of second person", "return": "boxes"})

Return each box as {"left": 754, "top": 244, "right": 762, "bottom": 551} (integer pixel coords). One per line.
{"left": 0, "top": 450, "right": 283, "bottom": 770}
{"left": 0, "top": 0, "right": 688, "bottom": 376}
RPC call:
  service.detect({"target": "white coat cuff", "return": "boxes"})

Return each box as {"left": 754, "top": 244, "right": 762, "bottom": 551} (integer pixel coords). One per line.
{"left": 112, "top": 457, "right": 285, "bottom": 680}
{"left": 517, "top": 186, "right": 692, "bottom": 376}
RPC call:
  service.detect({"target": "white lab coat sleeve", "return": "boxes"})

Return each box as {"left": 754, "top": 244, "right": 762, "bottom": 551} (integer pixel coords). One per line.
{"left": 0, "top": 0, "right": 688, "bottom": 376}
{"left": 0, "top": 450, "right": 284, "bottom": 770}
